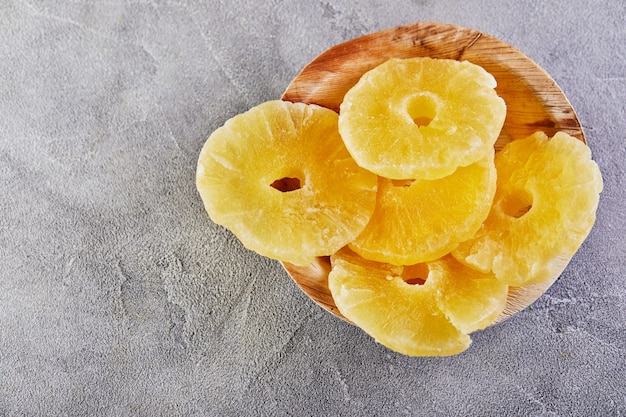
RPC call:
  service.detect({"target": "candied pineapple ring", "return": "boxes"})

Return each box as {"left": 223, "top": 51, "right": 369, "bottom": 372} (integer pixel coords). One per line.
{"left": 338, "top": 57, "right": 507, "bottom": 180}
{"left": 349, "top": 154, "right": 497, "bottom": 265}
{"left": 196, "top": 100, "right": 378, "bottom": 266}
{"left": 452, "top": 131, "right": 603, "bottom": 286}
{"left": 328, "top": 248, "right": 508, "bottom": 356}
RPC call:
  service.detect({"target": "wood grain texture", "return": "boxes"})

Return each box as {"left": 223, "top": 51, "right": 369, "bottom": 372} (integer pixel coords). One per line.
{"left": 280, "top": 22, "right": 585, "bottom": 324}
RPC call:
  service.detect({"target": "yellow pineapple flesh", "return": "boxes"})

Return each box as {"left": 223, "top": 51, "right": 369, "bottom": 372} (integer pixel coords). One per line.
{"left": 328, "top": 248, "right": 470, "bottom": 356}
{"left": 349, "top": 154, "right": 496, "bottom": 265}
{"left": 196, "top": 100, "right": 378, "bottom": 266}
{"left": 338, "top": 57, "right": 506, "bottom": 180}
{"left": 328, "top": 248, "right": 508, "bottom": 356}
{"left": 452, "top": 131, "right": 603, "bottom": 286}
{"left": 428, "top": 255, "right": 508, "bottom": 333}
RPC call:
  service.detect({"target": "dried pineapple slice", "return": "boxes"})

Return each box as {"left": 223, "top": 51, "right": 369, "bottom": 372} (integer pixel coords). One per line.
{"left": 338, "top": 57, "right": 506, "bottom": 180}
{"left": 196, "top": 100, "right": 378, "bottom": 266}
{"left": 452, "top": 131, "right": 603, "bottom": 286}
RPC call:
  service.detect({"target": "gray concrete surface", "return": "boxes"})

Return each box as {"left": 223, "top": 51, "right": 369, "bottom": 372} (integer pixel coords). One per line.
{"left": 1, "top": 0, "right": 624, "bottom": 416}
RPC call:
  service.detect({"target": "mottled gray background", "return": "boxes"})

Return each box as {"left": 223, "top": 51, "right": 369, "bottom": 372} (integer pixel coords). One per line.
{"left": 1, "top": 0, "right": 625, "bottom": 416}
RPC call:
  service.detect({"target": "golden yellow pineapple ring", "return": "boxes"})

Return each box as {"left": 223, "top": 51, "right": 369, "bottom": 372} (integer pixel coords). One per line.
{"left": 281, "top": 22, "right": 591, "bottom": 323}
{"left": 338, "top": 57, "right": 506, "bottom": 180}
{"left": 328, "top": 248, "right": 509, "bottom": 356}
{"left": 349, "top": 155, "right": 497, "bottom": 266}
{"left": 196, "top": 100, "right": 378, "bottom": 266}
{"left": 452, "top": 131, "right": 603, "bottom": 287}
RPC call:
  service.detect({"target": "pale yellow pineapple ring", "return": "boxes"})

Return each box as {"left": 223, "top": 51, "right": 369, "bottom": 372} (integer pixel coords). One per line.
{"left": 196, "top": 100, "right": 378, "bottom": 266}
{"left": 338, "top": 57, "right": 506, "bottom": 180}
{"left": 328, "top": 248, "right": 509, "bottom": 356}
{"left": 452, "top": 131, "right": 603, "bottom": 286}
{"left": 349, "top": 154, "right": 497, "bottom": 266}
{"left": 281, "top": 22, "right": 589, "bottom": 324}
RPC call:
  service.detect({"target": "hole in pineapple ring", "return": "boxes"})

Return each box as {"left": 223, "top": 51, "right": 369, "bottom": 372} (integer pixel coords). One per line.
{"left": 270, "top": 169, "right": 305, "bottom": 192}
{"left": 270, "top": 177, "right": 301, "bottom": 192}
{"left": 501, "top": 189, "right": 534, "bottom": 218}
{"left": 401, "top": 262, "right": 430, "bottom": 285}
{"left": 405, "top": 93, "right": 438, "bottom": 128}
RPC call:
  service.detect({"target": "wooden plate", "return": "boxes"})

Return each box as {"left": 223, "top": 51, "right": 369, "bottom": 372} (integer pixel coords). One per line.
{"left": 280, "top": 22, "right": 584, "bottom": 324}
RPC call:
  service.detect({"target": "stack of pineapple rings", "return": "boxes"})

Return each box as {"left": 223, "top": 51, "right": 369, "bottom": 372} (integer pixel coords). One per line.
{"left": 196, "top": 57, "right": 603, "bottom": 356}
